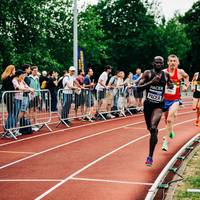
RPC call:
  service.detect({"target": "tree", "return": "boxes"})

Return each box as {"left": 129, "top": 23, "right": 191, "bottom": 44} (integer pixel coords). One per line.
{"left": 181, "top": 0, "right": 200, "bottom": 74}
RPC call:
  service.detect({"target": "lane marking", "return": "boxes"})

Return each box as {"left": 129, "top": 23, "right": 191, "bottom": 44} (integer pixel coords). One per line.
{"left": 0, "top": 151, "right": 35, "bottom": 155}
{"left": 123, "top": 127, "right": 147, "bottom": 130}
{"left": 0, "top": 178, "right": 153, "bottom": 186}
{"left": 0, "top": 110, "right": 194, "bottom": 147}
{"left": 35, "top": 118, "right": 195, "bottom": 200}
{"left": 0, "top": 114, "right": 144, "bottom": 147}
{"left": 0, "top": 120, "right": 145, "bottom": 170}
{"left": 71, "top": 177, "right": 153, "bottom": 186}
{"left": 0, "top": 179, "right": 62, "bottom": 182}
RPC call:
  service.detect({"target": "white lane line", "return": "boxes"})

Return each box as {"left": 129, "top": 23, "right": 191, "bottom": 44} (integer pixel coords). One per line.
{"left": 0, "top": 179, "right": 62, "bottom": 182}
{"left": 71, "top": 177, "right": 153, "bottom": 186}
{"left": 0, "top": 110, "right": 193, "bottom": 147}
{"left": 0, "top": 120, "right": 145, "bottom": 170}
{"left": 123, "top": 127, "right": 147, "bottom": 130}
{"left": 0, "top": 114, "right": 144, "bottom": 147}
{"left": 35, "top": 118, "right": 195, "bottom": 200}
{"left": 0, "top": 151, "right": 35, "bottom": 155}
{"left": 0, "top": 178, "right": 153, "bottom": 186}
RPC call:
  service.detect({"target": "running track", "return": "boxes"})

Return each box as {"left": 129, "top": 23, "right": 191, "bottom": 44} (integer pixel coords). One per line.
{"left": 0, "top": 97, "right": 199, "bottom": 200}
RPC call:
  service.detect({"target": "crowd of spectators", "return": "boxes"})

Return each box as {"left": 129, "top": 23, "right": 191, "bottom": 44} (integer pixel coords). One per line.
{"left": 1, "top": 64, "right": 144, "bottom": 138}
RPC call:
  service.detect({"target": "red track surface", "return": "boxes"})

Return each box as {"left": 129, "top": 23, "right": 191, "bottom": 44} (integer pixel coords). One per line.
{"left": 0, "top": 97, "right": 199, "bottom": 200}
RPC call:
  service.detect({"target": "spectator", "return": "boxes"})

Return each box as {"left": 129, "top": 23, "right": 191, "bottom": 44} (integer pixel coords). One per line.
{"left": 12, "top": 69, "right": 34, "bottom": 136}
{"left": 46, "top": 71, "right": 58, "bottom": 112}
{"left": 1, "top": 65, "right": 16, "bottom": 137}
{"left": 22, "top": 64, "right": 32, "bottom": 86}
{"left": 40, "top": 70, "right": 48, "bottom": 89}
{"left": 75, "top": 69, "right": 85, "bottom": 118}
{"left": 29, "top": 66, "right": 41, "bottom": 124}
{"left": 95, "top": 65, "right": 112, "bottom": 115}
{"left": 39, "top": 70, "right": 48, "bottom": 111}
{"left": 61, "top": 66, "right": 80, "bottom": 125}
{"left": 132, "top": 68, "right": 143, "bottom": 112}
{"left": 124, "top": 72, "right": 134, "bottom": 107}
{"left": 83, "top": 68, "right": 96, "bottom": 120}
{"left": 107, "top": 71, "right": 121, "bottom": 118}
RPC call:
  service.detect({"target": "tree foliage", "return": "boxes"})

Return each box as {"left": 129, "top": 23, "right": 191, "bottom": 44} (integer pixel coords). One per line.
{"left": 181, "top": 0, "right": 200, "bottom": 74}
{"left": 0, "top": 0, "right": 198, "bottom": 76}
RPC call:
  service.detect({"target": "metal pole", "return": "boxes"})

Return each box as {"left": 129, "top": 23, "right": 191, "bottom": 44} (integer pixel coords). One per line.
{"left": 73, "top": 0, "right": 78, "bottom": 75}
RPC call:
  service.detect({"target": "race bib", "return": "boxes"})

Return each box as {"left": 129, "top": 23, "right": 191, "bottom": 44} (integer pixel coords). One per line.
{"left": 147, "top": 92, "right": 162, "bottom": 102}
{"left": 165, "top": 84, "right": 176, "bottom": 95}
{"left": 197, "top": 85, "right": 200, "bottom": 92}
{"left": 147, "top": 86, "right": 164, "bottom": 103}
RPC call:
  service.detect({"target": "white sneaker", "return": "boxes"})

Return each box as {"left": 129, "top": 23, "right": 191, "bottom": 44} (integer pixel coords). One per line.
{"left": 109, "top": 114, "right": 115, "bottom": 118}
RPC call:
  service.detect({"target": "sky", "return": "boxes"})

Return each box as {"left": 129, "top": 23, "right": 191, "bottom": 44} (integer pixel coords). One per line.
{"left": 79, "top": 0, "right": 198, "bottom": 20}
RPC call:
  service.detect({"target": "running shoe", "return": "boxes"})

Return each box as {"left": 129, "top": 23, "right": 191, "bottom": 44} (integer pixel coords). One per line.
{"left": 194, "top": 120, "right": 199, "bottom": 126}
{"left": 162, "top": 138, "right": 168, "bottom": 151}
{"left": 145, "top": 156, "right": 153, "bottom": 166}
{"left": 169, "top": 131, "right": 175, "bottom": 139}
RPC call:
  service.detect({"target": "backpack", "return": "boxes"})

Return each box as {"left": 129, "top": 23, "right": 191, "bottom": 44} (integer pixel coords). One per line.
{"left": 57, "top": 77, "right": 64, "bottom": 89}
{"left": 19, "top": 117, "right": 33, "bottom": 134}
{"left": 41, "top": 80, "right": 47, "bottom": 89}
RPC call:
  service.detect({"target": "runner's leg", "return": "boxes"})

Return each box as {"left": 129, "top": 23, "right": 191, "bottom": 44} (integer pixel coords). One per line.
{"left": 166, "top": 101, "right": 180, "bottom": 138}
{"left": 149, "top": 108, "right": 162, "bottom": 158}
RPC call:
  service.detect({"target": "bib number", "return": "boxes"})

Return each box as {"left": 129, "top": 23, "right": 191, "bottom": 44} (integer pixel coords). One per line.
{"left": 147, "top": 93, "right": 162, "bottom": 102}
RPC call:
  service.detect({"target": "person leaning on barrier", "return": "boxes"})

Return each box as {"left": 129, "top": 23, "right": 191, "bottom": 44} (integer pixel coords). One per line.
{"left": 82, "top": 68, "right": 96, "bottom": 121}
{"left": 61, "top": 66, "right": 81, "bottom": 125}
{"left": 1, "top": 65, "right": 16, "bottom": 137}
{"left": 12, "top": 70, "right": 34, "bottom": 136}
{"left": 107, "top": 71, "right": 121, "bottom": 118}
{"left": 74, "top": 69, "right": 85, "bottom": 118}
{"left": 46, "top": 71, "right": 58, "bottom": 112}
{"left": 95, "top": 65, "right": 112, "bottom": 116}
{"left": 29, "top": 66, "right": 41, "bottom": 112}
{"left": 132, "top": 68, "right": 144, "bottom": 112}
{"left": 124, "top": 72, "right": 134, "bottom": 108}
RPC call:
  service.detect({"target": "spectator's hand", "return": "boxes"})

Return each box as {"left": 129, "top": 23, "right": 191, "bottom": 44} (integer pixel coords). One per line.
{"left": 30, "top": 88, "right": 35, "bottom": 93}
{"left": 91, "top": 82, "right": 96, "bottom": 87}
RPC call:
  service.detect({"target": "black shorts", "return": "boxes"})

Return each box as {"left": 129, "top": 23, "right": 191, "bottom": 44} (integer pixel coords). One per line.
{"left": 74, "top": 91, "right": 85, "bottom": 108}
{"left": 97, "top": 90, "right": 106, "bottom": 100}
{"left": 193, "top": 91, "right": 200, "bottom": 99}
{"left": 29, "top": 96, "right": 40, "bottom": 108}
{"left": 134, "top": 90, "right": 143, "bottom": 99}
{"left": 144, "top": 100, "right": 163, "bottom": 130}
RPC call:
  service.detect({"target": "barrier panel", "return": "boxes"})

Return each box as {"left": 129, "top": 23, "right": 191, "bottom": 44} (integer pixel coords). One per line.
{"left": 1, "top": 89, "right": 52, "bottom": 139}
{"left": 96, "top": 86, "right": 138, "bottom": 120}
{"left": 57, "top": 88, "right": 95, "bottom": 127}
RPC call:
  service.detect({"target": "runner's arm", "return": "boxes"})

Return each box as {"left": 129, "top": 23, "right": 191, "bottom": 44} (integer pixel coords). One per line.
{"left": 165, "top": 72, "right": 174, "bottom": 89}
{"left": 179, "top": 69, "right": 190, "bottom": 89}
{"left": 134, "top": 70, "right": 159, "bottom": 92}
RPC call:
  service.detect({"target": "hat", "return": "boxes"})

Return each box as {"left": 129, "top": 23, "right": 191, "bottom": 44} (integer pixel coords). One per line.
{"left": 15, "top": 69, "right": 25, "bottom": 77}
{"left": 69, "top": 66, "right": 76, "bottom": 71}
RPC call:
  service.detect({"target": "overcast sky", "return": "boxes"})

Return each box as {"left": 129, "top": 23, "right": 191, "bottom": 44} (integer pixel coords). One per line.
{"left": 79, "top": 0, "right": 197, "bottom": 20}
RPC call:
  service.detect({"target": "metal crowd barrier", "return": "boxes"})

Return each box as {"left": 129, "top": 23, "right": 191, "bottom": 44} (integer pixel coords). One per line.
{"left": 57, "top": 88, "right": 95, "bottom": 127}
{"left": 1, "top": 89, "right": 52, "bottom": 139}
{"left": 96, "top": 86, "right": 138, "bottom": 120}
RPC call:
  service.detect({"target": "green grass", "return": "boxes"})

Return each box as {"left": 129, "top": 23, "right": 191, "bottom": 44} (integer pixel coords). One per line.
{"left": 173, "top": 145, "right": 200, "bottom": 200}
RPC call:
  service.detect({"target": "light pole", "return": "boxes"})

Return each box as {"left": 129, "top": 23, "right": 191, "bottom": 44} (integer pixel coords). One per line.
{"left": 73, "top": 0, "right": 78, "bottom": 75}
